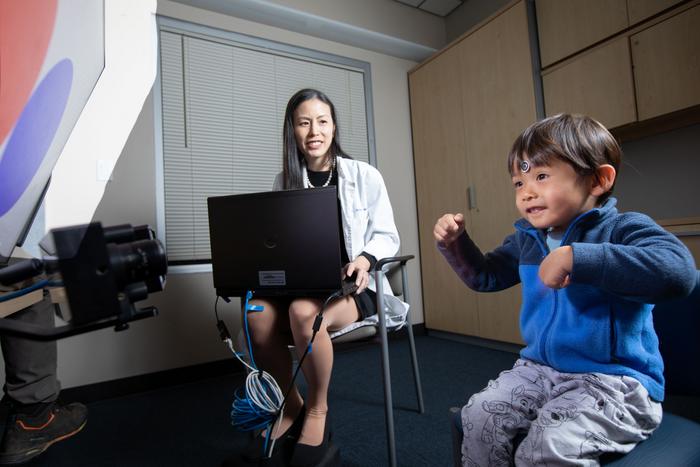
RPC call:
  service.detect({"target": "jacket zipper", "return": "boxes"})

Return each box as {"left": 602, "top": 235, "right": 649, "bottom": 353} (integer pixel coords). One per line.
{"left": 516, "top": 208, "right": 601, "bottom": 367}
{"left": 541, "top": 211, "right": 596, "bottom": 363}
{"left": 518, "top": 226, "right": 555, "bottom": 365}
{"left": 609, "top": 308, "right": 618, "bottom": 363}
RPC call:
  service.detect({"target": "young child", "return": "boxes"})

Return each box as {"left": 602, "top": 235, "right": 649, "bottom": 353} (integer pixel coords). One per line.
{"left": 434, "top": 114, "right": 696, "bottom": 466}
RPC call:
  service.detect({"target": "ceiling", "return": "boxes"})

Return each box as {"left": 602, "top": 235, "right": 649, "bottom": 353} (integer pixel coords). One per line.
{"left": 393, "top": 0, "right": 464, "bottom": 17}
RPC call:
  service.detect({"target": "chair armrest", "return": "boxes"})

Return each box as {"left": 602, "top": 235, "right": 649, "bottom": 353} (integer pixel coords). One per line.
{"left": 375, "top": 255, "right": 414, "bottom": 270}
{"left": 375, "top": 255, "right": 414, "bottom": 300}
{"left": 374, "top": 255, "right": 414, "bottom": 310}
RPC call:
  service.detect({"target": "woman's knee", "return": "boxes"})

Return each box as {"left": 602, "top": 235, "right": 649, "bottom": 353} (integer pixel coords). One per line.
{"left": 288, "top": 299, "right": 322, "bottom": 336}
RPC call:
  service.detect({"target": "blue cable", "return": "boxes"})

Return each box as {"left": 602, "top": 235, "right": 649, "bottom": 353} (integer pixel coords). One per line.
{"left": 231, "top": 290, "right": 278, "bottom": 435}
{"left": 228, "top": 288, "right": 341, "bottom": 457}
{"left": 0, "top": 280, "right": 49, "bottom": 303}
{"left": 242, "top": 290, "right": 263, "bottom": 370}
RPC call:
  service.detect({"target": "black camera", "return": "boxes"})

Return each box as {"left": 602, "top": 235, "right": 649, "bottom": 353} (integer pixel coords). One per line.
{"left": 0, "top": 222, "right": 167, "bottom": 340}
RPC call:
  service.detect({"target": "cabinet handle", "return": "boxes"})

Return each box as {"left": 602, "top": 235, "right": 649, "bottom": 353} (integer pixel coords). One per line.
{"left": 467, "top": 186, "right": 476, "bottom": 210}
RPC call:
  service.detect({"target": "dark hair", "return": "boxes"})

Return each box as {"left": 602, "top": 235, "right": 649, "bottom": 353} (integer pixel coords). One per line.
{"left": 282, "top": 88, "right": 351, "bottom": 189}
{"left": 507, "top": 114, "right": 621, "bottom": 204}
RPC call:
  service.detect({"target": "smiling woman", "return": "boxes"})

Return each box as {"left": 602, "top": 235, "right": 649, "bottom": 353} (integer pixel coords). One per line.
{"left": 224, "top": 88, "right": 407, "bottom": 467}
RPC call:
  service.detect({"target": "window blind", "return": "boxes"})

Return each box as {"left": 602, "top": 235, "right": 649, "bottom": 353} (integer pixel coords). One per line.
{"left": 159, "top": 29, "right": 370, "bottom": 263}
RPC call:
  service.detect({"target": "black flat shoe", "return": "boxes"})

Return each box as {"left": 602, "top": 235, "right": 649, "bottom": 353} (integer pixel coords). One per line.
{"left": 289, "top": 414, "right": 340, "bottom": 467}
{"left": 223, "top": 405, "right": 306, "bottom": 467}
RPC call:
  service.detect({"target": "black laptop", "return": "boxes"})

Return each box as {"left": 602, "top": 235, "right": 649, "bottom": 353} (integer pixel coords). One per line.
{"left": 207, "top": 186, "right": 344, "bottom": 298}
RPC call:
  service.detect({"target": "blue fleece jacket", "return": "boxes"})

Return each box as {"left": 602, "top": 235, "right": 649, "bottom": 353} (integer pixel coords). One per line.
{"left": 438, "top": 198, "right": 696, "bottom": 401}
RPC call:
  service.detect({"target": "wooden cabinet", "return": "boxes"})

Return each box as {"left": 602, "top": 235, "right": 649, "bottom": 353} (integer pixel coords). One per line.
{"left": 539, "top": 0, "right": 700, "bottom": 129}
{"left": 455, "top": 3, "right": 533, "bottom": 344}
{"left": 543, "top": 37, "right": 636, "bottom": 129}
{"left": 410, "top": 48, "right": 480, "bottom": 338}
{"left": 536, "top": 0, "right": 628, "bottom": 67}
{"left": 631, "top": 5, "right": 700, "bottom": 120}
{"left": 409, "top": 1, "right": 536, "bottom": 344}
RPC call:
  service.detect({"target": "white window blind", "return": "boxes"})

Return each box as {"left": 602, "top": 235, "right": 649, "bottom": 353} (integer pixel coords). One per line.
{"left": 158, "top": 28, "right": 371, "bottom": 263}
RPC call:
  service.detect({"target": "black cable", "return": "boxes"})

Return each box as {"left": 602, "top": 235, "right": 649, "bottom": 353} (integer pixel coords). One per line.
{"left": 266, "top": 289, "right": 343, "bottom": 457}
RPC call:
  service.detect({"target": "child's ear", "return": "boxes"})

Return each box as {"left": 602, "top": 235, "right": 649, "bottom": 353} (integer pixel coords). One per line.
{"left": 591, "top": 164, "right": 616, "bottom": 196}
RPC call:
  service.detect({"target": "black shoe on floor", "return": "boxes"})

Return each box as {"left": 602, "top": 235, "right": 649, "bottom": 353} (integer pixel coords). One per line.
{"left": 0, "top": 401, "right": 87, "bottom": 465}
{"left": 289, "top": 413, "right": 340, "bottom": 467}
{"left": 222, "top": 405, "right": 306, "bottom": 467}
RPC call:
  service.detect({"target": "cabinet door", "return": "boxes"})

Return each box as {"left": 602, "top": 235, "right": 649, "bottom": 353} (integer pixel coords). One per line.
{"left": 409, "top": 48, "right": 480, "bottom": 336}
{"left": 536, "top": 0, "right": 628, "bottom": 67}
{"left": 631, "top": 5, "right": 700, "bottom": 120}
{"left": 457, "top": 1, "right": 534, "bottom": 344}
{"left": 542, "top": 37, "right": 637, "bottom": 129}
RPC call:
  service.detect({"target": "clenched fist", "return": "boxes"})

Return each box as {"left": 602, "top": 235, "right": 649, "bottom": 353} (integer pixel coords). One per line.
{"left": 434, "top": 213, "right": 465, "bottom": 247}
{"left": 539, "top": 246, "right": 573, "bottom": 289}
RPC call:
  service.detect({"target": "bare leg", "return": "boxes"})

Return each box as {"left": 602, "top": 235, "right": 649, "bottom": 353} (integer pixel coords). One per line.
{"left": 245, "top": 298, "right": 303, "bottom": 438}
{"left": 288, "top": 296, "right": 360, "bottom": 446}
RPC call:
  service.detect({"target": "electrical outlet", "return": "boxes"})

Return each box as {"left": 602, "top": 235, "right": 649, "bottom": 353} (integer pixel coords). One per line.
{"left": 96, "top": 159, "right": 113, "bottom": 181}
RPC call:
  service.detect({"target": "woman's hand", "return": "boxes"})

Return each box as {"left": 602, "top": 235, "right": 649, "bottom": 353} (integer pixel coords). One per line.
{"left": 539, "top": 246, "right": 573, "bottom": 289}
{"left": 344, "top": 255, "right": 371, "bottom": 294}
{"left": 434, "top": 213, "right": 465, "bottom": 246}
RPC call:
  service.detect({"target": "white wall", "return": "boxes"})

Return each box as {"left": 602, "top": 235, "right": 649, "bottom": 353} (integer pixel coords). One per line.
{"left": 54, "top": 0, "right": 426, "bottom": 388}
{"left": 45, "top": 0, "right": 157, "bottom": 230}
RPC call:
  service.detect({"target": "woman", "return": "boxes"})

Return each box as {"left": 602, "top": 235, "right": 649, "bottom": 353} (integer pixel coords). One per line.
{"left": 234, "top": 88, "right": 407, "bottom": 467}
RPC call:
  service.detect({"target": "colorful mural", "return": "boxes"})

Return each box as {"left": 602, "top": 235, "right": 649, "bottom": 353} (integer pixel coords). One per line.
{"left": 0, "top": 0, "right": 104, "bottom": 261}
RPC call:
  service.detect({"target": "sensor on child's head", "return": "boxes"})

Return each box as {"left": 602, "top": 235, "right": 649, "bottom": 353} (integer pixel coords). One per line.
{"left": 520, "top": 160, "right": 530, "bottom": 173}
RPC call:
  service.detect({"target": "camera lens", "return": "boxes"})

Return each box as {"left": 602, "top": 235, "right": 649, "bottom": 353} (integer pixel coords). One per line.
{"left": 107, "top": 239, "right": 167, "bottom": 291}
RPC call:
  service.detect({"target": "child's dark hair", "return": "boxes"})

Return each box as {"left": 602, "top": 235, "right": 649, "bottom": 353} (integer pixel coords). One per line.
{"left": 507, "top": 114, "right": 621, "bottom": 204}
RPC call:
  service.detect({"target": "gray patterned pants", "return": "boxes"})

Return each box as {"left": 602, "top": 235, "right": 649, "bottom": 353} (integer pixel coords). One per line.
{"left": 460, "top": 359, "right": 662, "bottom": 467}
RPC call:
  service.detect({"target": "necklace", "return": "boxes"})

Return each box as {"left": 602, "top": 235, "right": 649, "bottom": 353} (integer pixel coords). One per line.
{"left": 305, "top": 156, "right": 336, "bottom": 188}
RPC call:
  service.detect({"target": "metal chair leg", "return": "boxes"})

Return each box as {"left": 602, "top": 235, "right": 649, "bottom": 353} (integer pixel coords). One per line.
{"left": 401, "top": 265, "right": 424, "bottom": 414}
{"left": 376, "top": 270, "right": 397, "bottom": 467}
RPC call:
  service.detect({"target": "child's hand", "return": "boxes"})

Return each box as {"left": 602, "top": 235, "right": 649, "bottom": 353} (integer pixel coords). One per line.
{"left": 539, "top": 246, "right": 573, "bottom": 288}
{"left": 434, "top": 213, "right": 465, "bottom": 246}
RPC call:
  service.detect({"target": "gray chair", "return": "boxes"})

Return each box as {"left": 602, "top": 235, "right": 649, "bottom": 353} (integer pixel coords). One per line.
{"left": 451, "top": 270, "right": 700, "bottom": 466}
{"left": 331, "top": 255, "right": 424, "bottom": 467}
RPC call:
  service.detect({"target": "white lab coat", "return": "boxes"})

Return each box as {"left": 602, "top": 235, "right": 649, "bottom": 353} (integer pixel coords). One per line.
{"left": 272, "top": 157, "right": 409, "bottom": 333}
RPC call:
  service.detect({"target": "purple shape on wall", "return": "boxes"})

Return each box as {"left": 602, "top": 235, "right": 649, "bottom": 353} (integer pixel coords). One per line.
{"left": 0, "top": 59, "right": 73, "bottom": 216}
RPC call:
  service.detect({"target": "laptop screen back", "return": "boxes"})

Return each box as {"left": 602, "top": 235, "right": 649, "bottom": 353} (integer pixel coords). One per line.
{"left": 207, "top": 186, "right": 343, "bottom": 298}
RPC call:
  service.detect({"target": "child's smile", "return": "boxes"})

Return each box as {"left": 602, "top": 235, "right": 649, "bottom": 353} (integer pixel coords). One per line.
{"left": 512, "top": 157, "right": 598, "bottom": 234}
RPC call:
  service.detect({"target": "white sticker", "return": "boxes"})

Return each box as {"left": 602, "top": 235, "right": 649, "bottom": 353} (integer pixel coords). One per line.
{"left": 258, "top": 271, "right": 286, "bottom": 286}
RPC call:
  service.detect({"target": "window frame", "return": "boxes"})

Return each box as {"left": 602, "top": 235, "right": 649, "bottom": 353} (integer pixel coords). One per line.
{"left": 153, "top": 16, "right": 377, "bottom": 274}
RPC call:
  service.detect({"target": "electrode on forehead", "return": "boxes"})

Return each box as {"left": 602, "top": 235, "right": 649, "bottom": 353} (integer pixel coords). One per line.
{"left": 520, "top": 160, "right": 531, "bottom": 173}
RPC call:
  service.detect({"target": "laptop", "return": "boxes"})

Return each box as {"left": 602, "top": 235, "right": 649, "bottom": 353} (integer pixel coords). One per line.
{"left": 207, "top": 186, "right": 344, "bottom": 298}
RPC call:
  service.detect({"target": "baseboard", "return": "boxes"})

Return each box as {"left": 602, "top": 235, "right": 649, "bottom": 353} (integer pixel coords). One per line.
{"left": 60, "top": 324, "right": 427, "bottom": 404}
{"left": 332, "top": 322, "right": 426, "bottom": 353}
{"left": 427, "top": 329, "right": 523, "bottom": 355}
{"left": 60, "top": 358, "right": 245, "bottom": 404}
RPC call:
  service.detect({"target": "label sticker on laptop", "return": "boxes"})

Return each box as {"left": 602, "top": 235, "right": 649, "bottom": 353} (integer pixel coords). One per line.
{"left": 258, "top": 271, "right": 286, "bottom": 286}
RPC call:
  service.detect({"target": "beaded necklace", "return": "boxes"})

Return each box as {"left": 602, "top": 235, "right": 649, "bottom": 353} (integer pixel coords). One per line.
{"left": 305, "top": 156, "right": 336, "bottom": 188}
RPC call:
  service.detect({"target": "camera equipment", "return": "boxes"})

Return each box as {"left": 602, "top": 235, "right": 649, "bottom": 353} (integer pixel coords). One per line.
{"left": 0, "top": 222, "right": 167, "bottom": 340}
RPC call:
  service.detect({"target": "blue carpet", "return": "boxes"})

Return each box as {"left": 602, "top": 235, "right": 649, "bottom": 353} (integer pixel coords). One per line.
{"left": 28, "top": 336, "right": 519, "bottom": 466}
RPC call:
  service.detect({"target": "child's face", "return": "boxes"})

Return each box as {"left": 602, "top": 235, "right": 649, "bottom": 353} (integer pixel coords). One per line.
{"left": 512, "top": 157, "right": 598, "bottom": 234}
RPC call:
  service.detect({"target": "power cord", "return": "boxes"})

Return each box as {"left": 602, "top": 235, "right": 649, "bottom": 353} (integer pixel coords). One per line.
{"left": 214, "top": 288, "right": 344, "bottom": 458}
